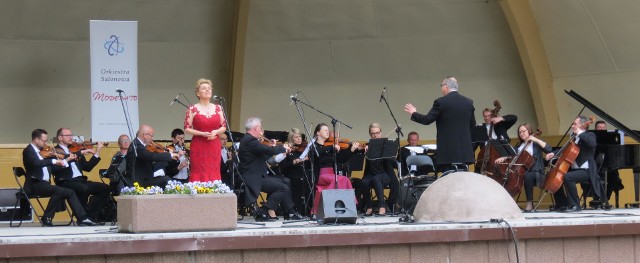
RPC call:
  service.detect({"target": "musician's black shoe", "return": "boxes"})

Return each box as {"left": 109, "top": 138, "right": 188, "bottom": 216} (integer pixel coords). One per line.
{"left": 78, "top": 218, "right": 97, "bottom": 226}
{"left": 253, "top": 207, "right": 277, "bottom": 222}
{"left": 564, "top": 205, "right": 582, "bottom": 212}
{"left": 41, "top": 216, "right": 53, "bottom": 227}
{"left": 285, "top": 212, "right": 306, "bottom": 220}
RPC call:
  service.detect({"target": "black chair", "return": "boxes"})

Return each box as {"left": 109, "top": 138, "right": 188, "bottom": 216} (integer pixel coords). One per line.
{"left": 580, "top": 153, "right": 607, "bottom": 209}
{"left": 10, "top": 167, "right": 73, "bottom": 227}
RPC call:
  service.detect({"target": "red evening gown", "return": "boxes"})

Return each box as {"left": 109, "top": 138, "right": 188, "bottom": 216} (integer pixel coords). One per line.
{"left": 185, "top": 104, "right": 225, "bottom": 182}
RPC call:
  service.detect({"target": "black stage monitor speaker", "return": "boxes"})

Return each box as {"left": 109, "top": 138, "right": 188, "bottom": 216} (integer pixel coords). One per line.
{"left": 316, "top": 189, "right": 357, "bottom": 224}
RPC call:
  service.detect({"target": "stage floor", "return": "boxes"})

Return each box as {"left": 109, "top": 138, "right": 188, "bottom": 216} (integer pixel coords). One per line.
{"left": 2, "top": 208, "right": 640, "bottom": 258}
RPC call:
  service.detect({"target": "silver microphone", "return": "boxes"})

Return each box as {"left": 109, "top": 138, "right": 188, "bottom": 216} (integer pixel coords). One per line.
{"left": 290, "top": 93, "right": 299, "bottom": 106}
{"left": 116, "top": 89, "right": 124, "bottom": 93}
{"left": 213, "top": 95, "right": 222, "bottom": 101}
{"left": 379, "top": 87, "right": 386, "bottom": 103}
{"left": 169, "top": 94, "right": 180, "bottom": 106}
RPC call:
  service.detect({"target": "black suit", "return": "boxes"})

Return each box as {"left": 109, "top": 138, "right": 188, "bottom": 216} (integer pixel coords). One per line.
{"left": 22, "top": 144, "right": 88, "bottom": 221}
{"left": 410, "top": 91, "right": 476, "bottom": 168}
{"left": 554, "top": 131, "right": 601, "bottom": 207}
{"left": 238, "top": 134, "right": 294, "bottom": 212}
{"left": 51, "top": 145, "right": 110, "bottom": 220}
{"left": 125, "top": 138, "right": 173, "bottom": 188}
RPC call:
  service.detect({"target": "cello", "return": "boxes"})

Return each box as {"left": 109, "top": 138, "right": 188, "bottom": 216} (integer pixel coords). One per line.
{"left": 475, "top": 100, "right": 502, "bottom": 179}
{"left": 497, "top": 128, "right": 541, "bottom": 197}
{"left": 542, "top": 116, "right": 595, "bottom": 194}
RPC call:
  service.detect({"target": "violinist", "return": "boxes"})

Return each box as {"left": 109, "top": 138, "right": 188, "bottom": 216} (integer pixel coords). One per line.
{"left": 494, "top": 123, "right": 552, "bottom": 212}
{"left": 22, "top": 129, "right": 96, "bottom": 226}
{"left": 238, "top": 117, "right": 304, "bottom": 221}
{"left": 360, "top": 123, "right": 397, "bottom": 216}
{"left": 276, "top": 128, "right": 312, "bottom": 216}
{"left": 310, "top": 123, "right": 360, "bottom": 215}
{"left": 545, "top": 116, "right": 600, "bottom": 212}
{"left": 165, "top": 128, "right": 189, "bottom": 183}
{"left": 125, "top": 125, "right": 182, "bottom": 189}
{"left": 51, "top": 128, "right": 110, "bottom": 223}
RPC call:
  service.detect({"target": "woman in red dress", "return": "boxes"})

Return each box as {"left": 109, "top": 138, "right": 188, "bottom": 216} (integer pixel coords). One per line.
{"left": 184, "top": 78, "right": 227, "bottom": 182}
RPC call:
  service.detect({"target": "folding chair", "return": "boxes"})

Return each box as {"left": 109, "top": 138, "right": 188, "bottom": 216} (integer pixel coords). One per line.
{"left": 399, "top": 155, "right": 437, "bottom": 216}
{"left": 10, "top": 167, "right": 73, "bottom": 227}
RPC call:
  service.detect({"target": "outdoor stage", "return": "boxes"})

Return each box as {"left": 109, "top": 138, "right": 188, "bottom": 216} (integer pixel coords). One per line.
{"left": 2, "top": 209, "right": 640, "bottom": 262}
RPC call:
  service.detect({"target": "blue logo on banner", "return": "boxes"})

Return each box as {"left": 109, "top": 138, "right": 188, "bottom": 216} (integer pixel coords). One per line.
{"left": 104, "top": 35, "right": 125, "bottom": 56}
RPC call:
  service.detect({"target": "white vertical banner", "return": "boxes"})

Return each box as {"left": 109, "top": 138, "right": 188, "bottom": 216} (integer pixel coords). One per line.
{"left": 90, "top": 20, "right": 139, "bottom": 142}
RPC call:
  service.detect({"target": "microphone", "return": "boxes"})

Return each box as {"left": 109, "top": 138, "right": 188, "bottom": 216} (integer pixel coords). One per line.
{"left": 169, "top": 94, "right": 180, "bottom": 106}
{"left": 379, "top": 87, "right": 386, "bottom": 102}
{"left": 213, "top": 95, "right": 222, "bottom": 101}
{"left": 290, "top": 93, "right": 299, "bottom": 106}
{"left": 116, "top": 89, "right": 124, "bottom": 93}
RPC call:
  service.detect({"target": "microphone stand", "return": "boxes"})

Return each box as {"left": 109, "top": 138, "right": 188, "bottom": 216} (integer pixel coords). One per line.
{"left": 291, "top": 97, "right": 353, "bottom": 189}
{"left": 116, "top": 90, "right": 137, "bottom": 185}
{"left": 292, "top": 96, "right": 316, "bottom": 215}
{"left": 217, "top": 97, "right": 247, "bottom": 218}
{"left": 380, "top": 89, "right": 405, "bottom": 219}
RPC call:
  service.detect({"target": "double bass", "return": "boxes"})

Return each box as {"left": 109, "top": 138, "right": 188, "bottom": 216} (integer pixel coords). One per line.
{"left": 542, "top": 116, "right": 595, "bottom": 193}
{"left": 496, "top": 128, "right": 541, "bottom": 197}
{"left": 475, "top": 100, "right": 502, "bottom": 178}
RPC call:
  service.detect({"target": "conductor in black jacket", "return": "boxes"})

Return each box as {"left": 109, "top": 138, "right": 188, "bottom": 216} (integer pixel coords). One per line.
{"left": 22, "top": 129, "right": 96, "bottom": 226}
{"left": 404, "top": 76, "right": 476, "bottom": 173}
{"left": 238, "top": 117, "right": 304, "bottom": 221}
{"left": 52, "top": 128, "right": 110, "bottom": 222}
{"left": 546, "top": 116, "right": 601, "bottom": 212}
{"left": 125, "top": 125, "right": 182, "bottom": 188}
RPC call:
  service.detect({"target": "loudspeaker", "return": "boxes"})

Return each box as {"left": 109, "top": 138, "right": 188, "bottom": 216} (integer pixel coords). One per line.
{"left": 316, "top": 189, "right": 357, "bottom": 224}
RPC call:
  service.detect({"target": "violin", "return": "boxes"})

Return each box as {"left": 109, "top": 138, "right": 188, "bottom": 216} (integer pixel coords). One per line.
{"left": 68, "top": 141, "right": 109, "bottom": 153}
{"left": 323, "top": 135, "right": 351, "bottom": 150}
{"left": 166, "top": 144, "right": 189, "bottom": 155}
{"left": 40, "top": 145, "right": 65, "bottom": 159}
{"left": 291, "top": 141, "right": 308, "bottom": 153}
{"left": 259, "top": 136, "right": 281, "bottom": 146}
{"left": 146, "top": 141, "right": 170, "bottom": 153}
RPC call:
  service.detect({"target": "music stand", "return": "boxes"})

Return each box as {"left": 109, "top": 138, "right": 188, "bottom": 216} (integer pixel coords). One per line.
{"left": 104, "top": 155, "right": 129, "bottom": 188}
{"left": 365, "top": 138, "right": 398, "bottom": 161}
{"left": 487, "top": 139, "right": 516, "bottom": 157}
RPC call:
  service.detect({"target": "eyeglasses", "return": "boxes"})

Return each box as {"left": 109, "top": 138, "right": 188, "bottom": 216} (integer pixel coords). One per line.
{"left": 118, "top": 139, "right": 131, "bottom": 143}
{"left": 144, "top": 133, "right": 154, "bottom": 138}
{"left": 370, "top": 131, "right": 382, "bottom": 136}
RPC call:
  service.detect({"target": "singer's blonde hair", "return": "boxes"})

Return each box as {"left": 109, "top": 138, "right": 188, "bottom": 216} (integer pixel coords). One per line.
{"left": 194, "top": 78, "right": 213, "bottom": 96}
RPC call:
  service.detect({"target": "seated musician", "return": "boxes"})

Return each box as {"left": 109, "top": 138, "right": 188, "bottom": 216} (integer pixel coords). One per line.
{"left": 310, "top": 123, "right": 360, "bottom": 216}
{"left": 22, "top": 129, "right": 96, "bottom": 226}
{"left": 51, "top": 128, "right": 110, "bottom": 223}
{"left": 473, "top": 108, "right": 517, "bottom": 173}
{"left": 360, "top": 123, "right": 396, "bottom": 216}
{"left": 545, "top": 116, "right": 601, "bottom": 212}
{"left": 275, "top": 128, "right": 312, "bottom": 216}
{"left": 494, "top": 123, "right": 552, "bottom": 212}
{"left": 125, "top": 124, "right": 182, "bottom": 189}
{"left": 399, "top": 131, "right": 433, "bottom": 177}
{"left": 165, "top": 128, "right": 190, "bottom": 183}
{"left": 238, "top": 117, "right": 304, "bottom": 221}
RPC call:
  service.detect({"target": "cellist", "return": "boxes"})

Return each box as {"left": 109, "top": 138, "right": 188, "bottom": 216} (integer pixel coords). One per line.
{"left": 494, "top": 123, "right": 552, "bottom": 212}
{"left": 545, "top": 116, "right": 600, "bottom": 212}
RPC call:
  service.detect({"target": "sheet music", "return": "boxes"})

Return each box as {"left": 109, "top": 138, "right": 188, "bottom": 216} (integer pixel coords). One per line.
{"left": 405, "top": 146, "right": 425, "bottom": 154}
{"left": 298, "top": 138, "right": 316, "bottom": 160}
{"left": 422, "top": 144, "right": 437, "bottom": 151}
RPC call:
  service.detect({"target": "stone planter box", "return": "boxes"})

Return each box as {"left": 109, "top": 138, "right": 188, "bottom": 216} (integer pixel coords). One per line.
{"left": 117, "top": 193, "right": 237, "bottom": 233}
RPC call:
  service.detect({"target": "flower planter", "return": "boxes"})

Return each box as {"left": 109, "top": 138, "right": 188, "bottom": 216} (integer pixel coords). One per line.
{"left": 117, "top": 193, "right": 237, "bottom": 233}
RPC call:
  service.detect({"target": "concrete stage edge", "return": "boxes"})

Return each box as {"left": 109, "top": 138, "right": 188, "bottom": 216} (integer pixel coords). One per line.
{"left": 2, "top": 210, "right": 640, "bottom": 262}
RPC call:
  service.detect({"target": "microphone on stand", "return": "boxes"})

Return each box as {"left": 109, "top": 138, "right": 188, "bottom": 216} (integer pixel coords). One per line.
{"left": 116, "top": 89, "right": 124, "bottom": 93}
{"left": 213, "top": 95, "right": 222, "bottom": 101}
{"left": 169, "top": 94, "right": 180, "bottom": 106}
{"left": 379, "top": 87, "right": 386, "bottom": 103}
{"left": 290, "top": 93, "right": 299, "bottom": 106}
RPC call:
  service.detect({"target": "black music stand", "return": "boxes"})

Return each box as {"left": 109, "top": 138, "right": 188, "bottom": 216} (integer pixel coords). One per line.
{"left": 365, "top": 138, "right": 398, "bottom": 161}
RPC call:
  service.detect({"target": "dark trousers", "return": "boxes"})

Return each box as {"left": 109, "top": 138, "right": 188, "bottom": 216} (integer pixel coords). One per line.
{"left": 262, "top": 175, "right": 295, "bottom": 212}
{"left": 554, "top": 169, "right": 590, "bottom": 207}
{"left": 27, "top": 180, "right": 87, "bottom": 221}
{"left": 360, "top": 173, "right": 389, "bottom": 209}
{"left": 57, "top": 178, "right": 111, "bottom": 220}
{"left": 523, "top": 171, "right": 543, "bottom": 201}
{"left": 288, "top": 176, "right": 312, "bottom": 216}
{"left": 387, "top": 172, "right": 399, "bottom": 208}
